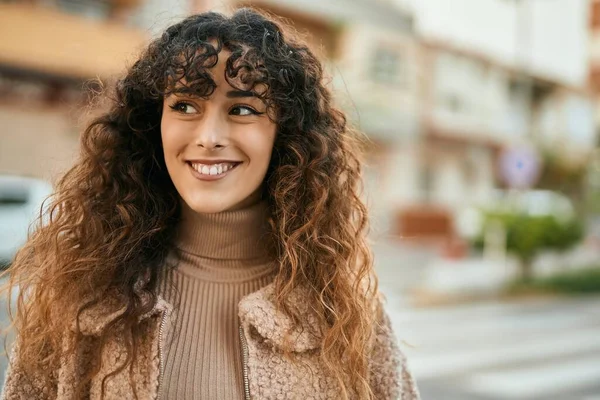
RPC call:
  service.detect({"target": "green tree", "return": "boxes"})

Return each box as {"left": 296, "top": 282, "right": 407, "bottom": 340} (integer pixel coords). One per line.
{"left": 474, "top": 212, "right": 583, "bottom": 281}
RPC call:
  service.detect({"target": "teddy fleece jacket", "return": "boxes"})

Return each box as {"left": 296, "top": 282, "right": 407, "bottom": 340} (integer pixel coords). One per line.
{"left": 1, "top": 282, "right": 420, "bottom": 400}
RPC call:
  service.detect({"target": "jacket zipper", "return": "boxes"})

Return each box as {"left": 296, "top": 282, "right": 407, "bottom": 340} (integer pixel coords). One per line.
{"left": 239, "top": 325, "right": 251, "bottom": 400}
{"left": 156, "top": 311, "right": 168, "bottom": 400}
{"left": 155, "top": 310, "right": 249, "bottom": 399}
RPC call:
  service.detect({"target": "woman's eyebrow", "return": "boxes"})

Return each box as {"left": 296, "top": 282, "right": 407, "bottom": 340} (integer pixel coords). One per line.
{"left": 226, "top": 90, "right": 257, "bottom": 99}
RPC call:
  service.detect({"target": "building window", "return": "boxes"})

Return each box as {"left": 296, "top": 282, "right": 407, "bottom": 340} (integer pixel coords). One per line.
{"left": 371, "top": 47, "right": 406, "bottom": 87}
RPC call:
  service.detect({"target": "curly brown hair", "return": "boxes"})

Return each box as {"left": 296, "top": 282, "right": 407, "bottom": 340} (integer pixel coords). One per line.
{"left": 1, "top": 8, "right": 379, "bottom": 399}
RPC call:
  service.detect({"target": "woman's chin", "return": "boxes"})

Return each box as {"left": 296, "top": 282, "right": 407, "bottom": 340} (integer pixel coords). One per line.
{"left": 180, "top": 195, "right": 244, "bottom": 214}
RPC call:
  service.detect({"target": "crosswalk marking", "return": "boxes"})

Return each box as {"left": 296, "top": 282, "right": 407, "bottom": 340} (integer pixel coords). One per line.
{"left": 392, "top": 309, "right": 599, "bottom": 351}
{"left": 385, "top": 296, "right": 600, "bottom": 326}
{"left": 382, "top": 296, "right": 600, "bottom": 399}
{"left": 406, "top": 326, "right": 600, "bottom": 379}
{"left": 464, "top": 355, "right": 600, "bottom": 398}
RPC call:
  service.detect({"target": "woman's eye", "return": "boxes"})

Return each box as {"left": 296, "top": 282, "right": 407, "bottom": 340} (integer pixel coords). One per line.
{"left": 230, "top": 105, "right": 259, "bottom": 116}
{"left": 170, "top": 102, "right": 197, "bottom": 114}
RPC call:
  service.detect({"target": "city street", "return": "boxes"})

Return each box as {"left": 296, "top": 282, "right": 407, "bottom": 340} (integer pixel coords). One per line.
{"left": 382, "top": 289, "right": 600, "bottom": 400}
{"left": 373, "top": 237, "right": 600, "bottom": 399}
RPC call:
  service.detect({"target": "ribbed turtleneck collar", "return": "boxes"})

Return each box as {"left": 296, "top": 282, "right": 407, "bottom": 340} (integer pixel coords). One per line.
{"left": 176, "top": 200, "right": 274, "bottom": 260}
{"left": 172, "top": 200, "right": 276, "bottom": 283}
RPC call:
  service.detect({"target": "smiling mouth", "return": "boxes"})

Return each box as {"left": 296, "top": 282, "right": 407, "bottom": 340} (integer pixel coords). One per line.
{"left": 188, "top": 161, "right": 242, "bottom": 177}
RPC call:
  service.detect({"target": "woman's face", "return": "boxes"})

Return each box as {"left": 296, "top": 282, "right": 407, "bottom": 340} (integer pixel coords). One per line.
{"left": 161, "top": 49, "right": 277, "bottom": 214}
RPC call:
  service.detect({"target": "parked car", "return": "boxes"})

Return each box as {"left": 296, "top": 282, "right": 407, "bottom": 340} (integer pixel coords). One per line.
{"left": 0, "top": 175, "right": 53, "bottom": 267}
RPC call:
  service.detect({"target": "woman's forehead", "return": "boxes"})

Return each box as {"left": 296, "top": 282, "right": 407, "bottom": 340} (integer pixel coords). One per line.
{"left": 166, "top": 50, "right": 269, "bottom": 98}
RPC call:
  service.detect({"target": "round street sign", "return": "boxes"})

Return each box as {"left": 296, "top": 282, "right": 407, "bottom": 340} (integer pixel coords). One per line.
{"left": 499, "top": 146, "right": 541, "bottom": 189}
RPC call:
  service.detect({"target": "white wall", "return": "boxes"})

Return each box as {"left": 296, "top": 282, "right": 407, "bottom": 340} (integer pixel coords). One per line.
{"left": 131, "top": 0, "right": 190, "bottom": 35}
{"left": 537, "top": 92, "right": 596, "bottom": 150}
{"left": 396, "top": 0, "right": 589, "bottom": 87}
{"left": 334, "top": 23, "right": 420, "bottom": 142}
{"left": 363, "top": 143, "right": 421, "bottom": 234}
{"left": 432, "top": 156, "right": 465, "bottom": 208}
{"left": 564, "top": 94, "right": 596, "bottom": 147}
{"left": 431, "top": 49, "right": 529, "bottom": 142}
{"left": 426, "top": 147, "right": 495, "bottom": 211}
{"left": 0, "top": 107, "right": 79, "bottom": 183}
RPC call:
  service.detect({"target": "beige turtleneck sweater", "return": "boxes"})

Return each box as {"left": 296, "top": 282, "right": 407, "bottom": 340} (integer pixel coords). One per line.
{"left": 158, "top": 201, "right": 277, "bottom": 400}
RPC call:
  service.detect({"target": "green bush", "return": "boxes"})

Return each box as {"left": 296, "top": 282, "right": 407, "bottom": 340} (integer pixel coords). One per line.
{"left": 509, "top": 268, "right": 600, "bottom": 294}
{"left": 473, "top": 212, "right": 584, "bottom": 280}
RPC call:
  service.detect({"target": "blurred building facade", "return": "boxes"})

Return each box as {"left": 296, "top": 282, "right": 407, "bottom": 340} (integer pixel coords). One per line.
{"left": 1, "top": 0, "right": 596, "bottom": 243}
{"left": 419, "top": 43, "right": 595, "bottom": 203}
{"left": 392, "top": 0, "right": 595, "bottom": 242}
{"left": 0, "top": 0, "right": 153, "bottom": 181}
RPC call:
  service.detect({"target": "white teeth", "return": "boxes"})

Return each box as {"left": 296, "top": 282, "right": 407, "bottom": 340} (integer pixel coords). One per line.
{"left": 191, "top": 162, "right": 237, "bottom": 176}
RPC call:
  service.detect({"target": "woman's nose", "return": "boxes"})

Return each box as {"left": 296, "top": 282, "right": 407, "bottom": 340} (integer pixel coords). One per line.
{"left": 193, "top": 110, "right": 228, "bottom": 150}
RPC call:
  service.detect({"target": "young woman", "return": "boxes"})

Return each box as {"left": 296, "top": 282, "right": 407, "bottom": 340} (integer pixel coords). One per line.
{"left": 1, "top": 8, "right": 420, "bottom": 400}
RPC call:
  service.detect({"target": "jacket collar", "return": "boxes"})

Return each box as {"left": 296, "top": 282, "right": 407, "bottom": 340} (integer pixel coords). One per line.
{"left": 75, "top": 288, "right": 172, "bottom": 336}
{"left": 237, "top": 283, "right": 323, "bottom": 352}
{"left": 77, "top": 282, "right": 323, "bottom": 352}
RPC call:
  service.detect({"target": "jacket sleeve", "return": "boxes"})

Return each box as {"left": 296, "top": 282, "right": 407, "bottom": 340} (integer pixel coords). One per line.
{"left": 1, "top": 342, "right": 56, "bottom": 400}
{"left": 369, "top": 302, "right": 421, "bottom": 400}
